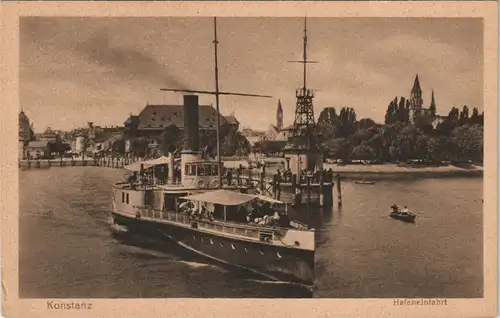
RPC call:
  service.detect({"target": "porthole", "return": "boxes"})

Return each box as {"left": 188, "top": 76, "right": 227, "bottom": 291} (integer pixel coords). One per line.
{"left": 220, "top": 242, "right": 224, "bottom": 247}
{"left": 210, "top": 239, "right": 214, "bottom": 245}
{"left": 259, "top": 249, "right": 264, "bottom": 255}
{"left": 277, "top": 252, "right": 282, "bottom": 259}
{"left": 244, "top": 248, "right": 248, "bottom": 253}
{"left": 294, "top": 241, "right": 300, "bottom": 247}
{"left": 231, "top": 244, "right": 236, "bottom": 250}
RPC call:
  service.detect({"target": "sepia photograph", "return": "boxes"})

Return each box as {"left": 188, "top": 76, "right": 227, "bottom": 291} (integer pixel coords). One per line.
{"left": 1, "top": 1, "right": 498, "bottom": 317}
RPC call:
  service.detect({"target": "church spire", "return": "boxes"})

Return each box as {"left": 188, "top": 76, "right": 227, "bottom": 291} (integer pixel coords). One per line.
{"left": 429, "top": 89, "right": 436, "bottom": 115}
{"left": 276, "top": 99, "right": 283, "bottom": 130}
{"left": 411, "top": 74, "right": 422, "bottom": 94}
{"left": 409, "top": 74, "right": 423, "bottom": 110}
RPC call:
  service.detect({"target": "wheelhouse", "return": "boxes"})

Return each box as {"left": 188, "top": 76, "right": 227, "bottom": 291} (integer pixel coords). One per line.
{"left": 184, "top": 161, "right": 221, "bottom": 177}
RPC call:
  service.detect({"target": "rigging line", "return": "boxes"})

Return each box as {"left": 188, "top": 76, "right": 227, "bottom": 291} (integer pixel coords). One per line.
{"left": 159, "top": 88, "right": 272, "bottom": 98}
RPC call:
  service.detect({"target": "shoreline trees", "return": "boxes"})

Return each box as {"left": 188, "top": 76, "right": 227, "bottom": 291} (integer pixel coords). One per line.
{"left": 315, "top": 98, "right": 483, "bottom": 164}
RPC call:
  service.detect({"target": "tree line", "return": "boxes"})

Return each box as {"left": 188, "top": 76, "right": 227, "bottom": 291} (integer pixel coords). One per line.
{"left": 129, "top": 124, "right": 252, "bottom": 158}
{"left": 314, "top": 96, "right": 483, "bottom": 164}
{"left": 55, "top": 95, "right": 484, "bottom": 164}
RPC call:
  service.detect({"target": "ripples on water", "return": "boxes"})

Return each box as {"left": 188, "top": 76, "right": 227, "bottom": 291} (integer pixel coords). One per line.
{"left": 19, "top": 167, "right": 483, "bottom": 298}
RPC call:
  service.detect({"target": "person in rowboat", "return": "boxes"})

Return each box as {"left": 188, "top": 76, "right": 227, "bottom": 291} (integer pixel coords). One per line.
{"left": 390, "top": 204, "right": 399, "bottom": 212}
{"left": 401, "top": 206, "right": 409, "bottom": 215}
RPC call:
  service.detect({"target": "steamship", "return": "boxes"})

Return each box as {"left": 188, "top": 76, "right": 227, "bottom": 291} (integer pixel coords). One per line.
{"left": 111, "top": 94, "right": 315, "bottom": 286}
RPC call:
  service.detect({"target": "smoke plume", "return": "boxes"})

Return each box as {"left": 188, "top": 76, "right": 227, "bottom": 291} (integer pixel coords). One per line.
{"left": 77, "top": 29, "right": 189, "bottom": 90}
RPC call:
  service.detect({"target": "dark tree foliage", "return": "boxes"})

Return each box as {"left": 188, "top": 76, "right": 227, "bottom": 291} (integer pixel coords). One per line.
{"left": 385, "top": 97, "right": 410, "bottom": 124}
{"left": 314, "top": 99, "right": 483, "bottom": 164}
{"left": 159, "top": 125, "right": 183, "bottom": 155}
{"left": 126, "top": 123, "right": 252, "bottom": 158}
{"left": 111, "top": 139, "right": 126, "bottom": 154}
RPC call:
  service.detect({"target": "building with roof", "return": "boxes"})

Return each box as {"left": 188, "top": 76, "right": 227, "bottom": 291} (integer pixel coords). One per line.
{"left": 224, "top": 114, "right": 240, "bottom": 131}
{"left": 261, "top": 100, "right": 292, "bottom": 142}
{"left": 124, "top": 103, "right": 237, "bottom": 139}
{"left": 263, "top": 124, "right": 293, "bottom": 141}
{"left": 25, "top": 140, "right": 50, "bottom": 159}
{"left": 19, "top": 110, "right": 34, "bottom": 145}
{"left": 240, "top": 127, "right": 265, "bottom": 146}
{"left": 38, "top": 127, "right": 60, "bottom": 144}
{"left": 19, "top": 110, "right": 35, "bottom": 159}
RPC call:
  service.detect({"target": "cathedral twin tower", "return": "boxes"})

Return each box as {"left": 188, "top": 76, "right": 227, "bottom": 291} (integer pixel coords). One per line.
{"left": 409, "top": 74, "right": 437, "bottom": 124}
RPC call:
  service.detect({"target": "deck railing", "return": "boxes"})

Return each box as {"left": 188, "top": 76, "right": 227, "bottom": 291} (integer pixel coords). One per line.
{"left": 133, "top": 206, "right": 307, "bottom": 242}
{"left": 114, "top": 178, "right": 184, "bottom": 189}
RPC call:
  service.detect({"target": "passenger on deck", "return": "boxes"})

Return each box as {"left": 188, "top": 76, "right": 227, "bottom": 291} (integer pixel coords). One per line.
{"left": 261, "top": 215, "right": 271, "bottom": 225}
{"left": 275, "top": 169, "right": 282, "bottom": 187}
{"left": 270, "top": 210, "right": 280, "bottom": 226}
{"left": 226, "top": 169, "right": 233, "bottom": 186}
{"left": 279, "top": 212, "right": 291, "bottom": 227}
{"left": 128, "top": 171, "right": 138, "bottom": 184}
{"left": 250, "top": 201, "right": 261, "bottom": 216}
{"left": 322, "top": 169, "right": 327, "bottom": 181}
{"left": 260, "top": 202, "right": 273, "bottom": 216}
{"left": 236, "top": 166, "right": 242, "bottom": 184}
{"left": 326, "top": 168, "right": 334, "bottom": 182}
{"left": 207, "top": 209, "right": 214, "bottom": 221}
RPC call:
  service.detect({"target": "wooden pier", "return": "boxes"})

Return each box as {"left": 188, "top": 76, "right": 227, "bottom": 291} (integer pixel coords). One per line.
{"left": 19, "top": 156, "right": 138, "bottom": 170}
{"left": 232, "top": 168, "right": 336, "bottom": 208}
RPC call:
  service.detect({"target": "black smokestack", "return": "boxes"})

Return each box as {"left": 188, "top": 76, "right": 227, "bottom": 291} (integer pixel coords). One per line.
{"left": 183, "top": 94, "right": 200, "bottom": 152}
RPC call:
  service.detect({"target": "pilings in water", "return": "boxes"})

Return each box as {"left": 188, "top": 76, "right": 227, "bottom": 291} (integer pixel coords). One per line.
{"left": 319, "top": 172, "right": 324, "bottom": 207}
{"left": 336, "top": 173, "right": 343, "bottom": 207}
{"left": 225, "top": 168, "right": 341, "bottom": 208}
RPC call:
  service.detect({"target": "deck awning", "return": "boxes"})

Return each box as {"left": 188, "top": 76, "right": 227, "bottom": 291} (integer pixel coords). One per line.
{"left": 180, "top": 189, "right": 283, "bottom": 206}
{"left": 124, "top": 156, "right": 171, "bottom": 172}
{"left": 180, "top": 189, "right": 254, "bottom": 206}
{"left": 254, "top": 195, "right": 283, "bottom": 204}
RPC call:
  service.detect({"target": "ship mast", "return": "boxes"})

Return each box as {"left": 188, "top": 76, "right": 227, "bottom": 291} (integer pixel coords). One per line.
{"left": 287, "top": 17, "right": 318, "bottom": 92}
{"left": 160, "top": 17, "right": 272, "bottom": 189}
{"left": 286, "top": 17, "right": 319, "bottom": 148}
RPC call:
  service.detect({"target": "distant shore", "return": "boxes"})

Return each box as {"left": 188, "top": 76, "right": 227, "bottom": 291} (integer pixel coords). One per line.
{"left": 223, "top": 160, "right": 484, "bottom": 179}
{"left": 19, "top": 157, "right": 483, "bottom": 179}
{"left": 322, "top": 163, "right": 483, "bottom": 179}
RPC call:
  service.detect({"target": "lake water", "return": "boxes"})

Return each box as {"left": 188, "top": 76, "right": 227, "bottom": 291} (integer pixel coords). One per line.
{"left": 19, "top": 167, "right": 483, "bottom": 298}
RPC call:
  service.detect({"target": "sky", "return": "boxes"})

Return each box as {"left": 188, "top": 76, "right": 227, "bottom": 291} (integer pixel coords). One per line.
{"left": 20, "top": 17, "right": 483, "bottom": 133}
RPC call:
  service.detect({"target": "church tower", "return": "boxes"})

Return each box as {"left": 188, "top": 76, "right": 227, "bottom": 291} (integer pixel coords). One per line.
{"left": 276, "top": 99, "right": 283, "bottom": 130}
{"left": 409, "top": 74, "right": 424, "bottom": 124}
{"left": 410, "top": 74, "right": 423, "bottom": 109}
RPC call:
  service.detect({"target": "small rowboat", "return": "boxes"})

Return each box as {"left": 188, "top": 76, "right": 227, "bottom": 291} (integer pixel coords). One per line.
{"left": 355, "top": 180, "right": 375, "bottom": 185}
{"left": 389, "top": 211, "right": 416, "bottom": 223}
